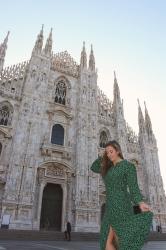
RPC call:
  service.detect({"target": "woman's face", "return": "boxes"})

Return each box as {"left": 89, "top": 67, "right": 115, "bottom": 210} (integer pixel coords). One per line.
{"left": 105, "top": 145, "right": 120, "bottom": 162}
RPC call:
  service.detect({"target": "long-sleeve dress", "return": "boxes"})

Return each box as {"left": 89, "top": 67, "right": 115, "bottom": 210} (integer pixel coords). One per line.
{"left": 90, "top": 157, "right": 154, "bottom": 250}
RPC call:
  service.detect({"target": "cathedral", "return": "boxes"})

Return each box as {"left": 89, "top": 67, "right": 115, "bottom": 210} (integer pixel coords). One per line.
{"left": 0, "top": 26, "right": 166, "bottom": 232}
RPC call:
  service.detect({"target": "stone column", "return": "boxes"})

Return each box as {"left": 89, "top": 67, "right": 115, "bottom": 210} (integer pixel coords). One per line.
{"left": 61, "top": 183, "right": 67, "bottom": 232}
{"left": 37, "top": 182, "right": 46, "bottom": 223}
{"left": 66, "top": 172, "right": 72, "bottom": 222}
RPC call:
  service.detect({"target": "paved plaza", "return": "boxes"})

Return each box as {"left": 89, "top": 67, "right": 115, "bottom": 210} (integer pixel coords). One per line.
{"left": 0, "top": 241, "right": 166, "bottom": 250}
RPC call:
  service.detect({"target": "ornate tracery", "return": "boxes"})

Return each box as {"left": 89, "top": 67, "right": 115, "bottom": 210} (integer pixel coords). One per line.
{"left": 54, "top": 79, "right": 67, "bottom": 105}
{"left": 99, "top": 131, "right": 108, "bottom": 148}
{"left": 0, "top": 101, "right": 13, "bottom": 126}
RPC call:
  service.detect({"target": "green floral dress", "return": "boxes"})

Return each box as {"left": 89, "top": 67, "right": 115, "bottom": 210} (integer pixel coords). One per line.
{"left": 90, "top": 157, "right": 153, "bottom": 250}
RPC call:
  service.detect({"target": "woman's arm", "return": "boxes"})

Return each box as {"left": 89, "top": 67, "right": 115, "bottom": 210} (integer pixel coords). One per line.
{"left": 90, "top": 156, "right": 102, "bottom": 173}
{"left": 125, "top": 162, "right": 145, "bottom": 205}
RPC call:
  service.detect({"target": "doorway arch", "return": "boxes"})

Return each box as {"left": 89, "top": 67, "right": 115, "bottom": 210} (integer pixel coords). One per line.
{"left": 40, "top": 183, "right": 63, "bottom": 231}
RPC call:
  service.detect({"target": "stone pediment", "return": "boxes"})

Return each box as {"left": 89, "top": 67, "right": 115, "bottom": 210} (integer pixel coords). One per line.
{"left": 40, "top": 143, "right": 72, "bottom": 163}
{"left": 46, "top": 103, "right": 72, "bottom": 120}
{"left": 38, "top": 163, "right": 66, "bottom": 180}
{"left": 38, "top": 161, "right": 73, "bottom": 176}
{"left": 51, "top": 51, "right": 79, "bottom": 78}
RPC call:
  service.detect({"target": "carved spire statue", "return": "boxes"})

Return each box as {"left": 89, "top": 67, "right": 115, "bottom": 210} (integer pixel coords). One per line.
{"left": 88, "top": 44, "right": 95, "bottom": 71}
{"left": 80, "top": 41, "right": 87, "bottom": 69}
{"left": 113, "top": 71, "right": 121, "bottom": 101}
{"left": 112, "top": 71, "right": 127, "bottom": 157}
{"left": 32, "top": 25, "right": 44, "bottom": 55}
{"left": 0, "top": 31, "right": 10, "bottom": 71}
{"left": 137, "top": 99, "right": 145, "bottom": 135}
{"left": 144, "top": 101, "right": 153, "bottom": 136}
{"left": 44, "top": 28, "right": 53, "bottom": 57}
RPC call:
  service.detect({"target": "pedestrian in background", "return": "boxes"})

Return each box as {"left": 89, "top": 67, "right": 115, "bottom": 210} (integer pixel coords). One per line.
{"left": 64, "top": 220, "right": 71, "bottom": 241}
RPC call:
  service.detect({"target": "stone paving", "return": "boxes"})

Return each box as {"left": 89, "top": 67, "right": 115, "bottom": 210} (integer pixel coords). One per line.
{"left": 0, "top": 240, "right": 166, "bottom": 250}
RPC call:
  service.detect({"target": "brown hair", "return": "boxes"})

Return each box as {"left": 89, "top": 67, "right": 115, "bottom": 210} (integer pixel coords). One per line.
{"left": 101, "top": 140, "right": 124, "bottom": 177}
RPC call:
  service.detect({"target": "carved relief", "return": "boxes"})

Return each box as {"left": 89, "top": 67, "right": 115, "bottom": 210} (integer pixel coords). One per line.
{"left": 46, "top": 165, "right": 65, "bottom": 178}
{"left": 31, "top": 69, "right": 37, "bottom": 79}
{"left": 62, "top": 151, "right": 71, "bottom": 160}
{"left": 38, "top": 168, "right": 45, "bottom": 182}
{"left": 40, "top": 72, "right": 47, "bottom": 82}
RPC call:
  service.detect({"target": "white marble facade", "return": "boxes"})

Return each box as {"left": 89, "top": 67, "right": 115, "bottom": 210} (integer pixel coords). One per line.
{"left": 0, "top": 27, "right": 166, "bottom": 232}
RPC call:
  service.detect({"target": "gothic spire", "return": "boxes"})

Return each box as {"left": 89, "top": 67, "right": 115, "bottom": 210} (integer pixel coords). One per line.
{"left": 137, "top": 99, "right": 145, "bottom": 134}
{"left": 80, "top": 41, "right": 87, "bottom": 69}
{"left": 144, "top": 101, "right": 153, "bottom": 135}
{"left": 32, "top": 25, "right": 44, "bottom": 55}
{"left": 113, "top": 71, "right": 121, "bottom": 101}
{"left": 0, "top": 31, "right": 10, "bottom": 71}
{"left": 88, "top": 44, "right": 95, "bottom": 71}
{"left": 44, "top": 28, "right": 53, "bottom": 57}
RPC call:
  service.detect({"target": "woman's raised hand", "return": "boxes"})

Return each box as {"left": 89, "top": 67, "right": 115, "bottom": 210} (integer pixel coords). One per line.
{"left": 139, "top": 201, "right": 152, "bottom": 212}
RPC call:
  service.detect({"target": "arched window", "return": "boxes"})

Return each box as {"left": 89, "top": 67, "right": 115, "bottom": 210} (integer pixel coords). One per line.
{"left": 54, "top": 79, "right": 67, "bottom": 105}
{"left": 0, "top": 102, "right": 13, "bottom": 126}
{"left": 0, "top": 142, "right": 2, "bottom": 156}
{"left": 0, "top": 106, "right": 10, "bottom": 126}
{"left": 99, "top": 131, "right": 108, "bottom": 148}
{"left": 51, "top": 124, "right": 64, "bottom": 145}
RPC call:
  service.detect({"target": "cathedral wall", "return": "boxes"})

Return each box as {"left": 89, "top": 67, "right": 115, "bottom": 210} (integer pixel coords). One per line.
{"left": 0, "top": 57, "right": 81, "bottom": 230}
{"left": 0, "top": 46, "right": 165, "bottom": 232}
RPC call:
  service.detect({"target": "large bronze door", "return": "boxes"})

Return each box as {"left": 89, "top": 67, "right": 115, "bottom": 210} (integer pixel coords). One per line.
{"left": 40, "top": 183, "right": 63, "bottom": 231}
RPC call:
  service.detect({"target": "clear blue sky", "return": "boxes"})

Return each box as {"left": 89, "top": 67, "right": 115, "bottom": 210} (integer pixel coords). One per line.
{"left": 1, "top": 0, "right": 166, "bottom": 191}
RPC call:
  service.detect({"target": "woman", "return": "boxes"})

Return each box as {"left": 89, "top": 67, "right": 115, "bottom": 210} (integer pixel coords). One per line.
{"left": 90, "top": 140, "right": 153, "bottom": 250}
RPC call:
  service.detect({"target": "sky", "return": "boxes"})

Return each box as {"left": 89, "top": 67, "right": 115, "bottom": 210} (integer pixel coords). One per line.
{"left": 0, "top": 0, "right": 166, "bottom": 191}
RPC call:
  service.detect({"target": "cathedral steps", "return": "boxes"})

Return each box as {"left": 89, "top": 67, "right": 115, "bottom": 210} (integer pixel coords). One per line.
{"left": 148, "top": 232, "right": 166, "bottom": 241}
{"left": 0, "top": 230, "right": 99, "bottom": 241}
{"left": 0, "top": 230, "right": 166, "bottom": 241}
